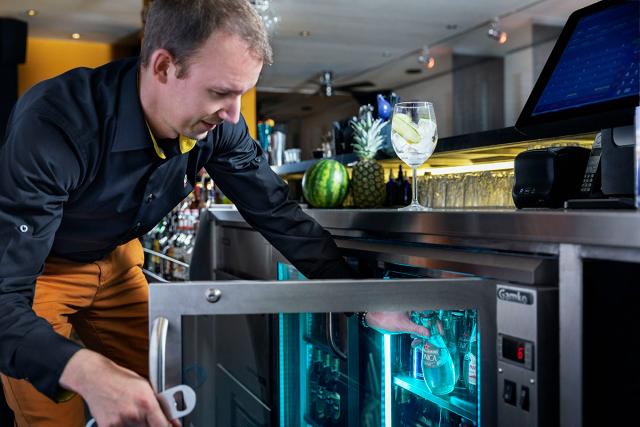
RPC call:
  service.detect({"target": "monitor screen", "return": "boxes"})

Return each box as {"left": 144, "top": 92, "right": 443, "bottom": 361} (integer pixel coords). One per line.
{"left": 517, "top": 0, "right": 640, "bottom": 133}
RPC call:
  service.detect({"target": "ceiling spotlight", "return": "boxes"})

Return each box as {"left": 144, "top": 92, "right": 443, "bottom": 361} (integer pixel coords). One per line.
{"left": 487, "top": 17, "right": 508, "bottom": 44}
{"left": 418, "top": 46, "right": 436, "bottom": 69}
{"left": 71, "top": 33, "right": 81, "bottom": 40}
{"left": 320, "top": 71, "right": 334, "bottom": 97}
{"left": 26, "top": 9, "right": 38, "bottom": 17}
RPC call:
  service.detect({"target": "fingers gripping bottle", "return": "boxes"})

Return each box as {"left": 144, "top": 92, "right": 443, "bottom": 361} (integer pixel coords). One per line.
{"left": 418, "top": 311, "right": 457, "bottom": 395}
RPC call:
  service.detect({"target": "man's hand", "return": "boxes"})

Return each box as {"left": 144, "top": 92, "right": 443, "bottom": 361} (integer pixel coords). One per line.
{"left": 364, "top": 311, "right": 431, "bottom": 338}
{"left": 59, "top": 349, "right": 180, "bottom": 427}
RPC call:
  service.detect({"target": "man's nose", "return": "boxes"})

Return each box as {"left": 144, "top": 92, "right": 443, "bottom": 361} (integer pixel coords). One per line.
{"left": 219, "top": 96, "right": 241, "bottom": 124}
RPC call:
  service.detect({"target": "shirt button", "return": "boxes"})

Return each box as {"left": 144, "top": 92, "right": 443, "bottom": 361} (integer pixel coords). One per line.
{"left": 133, "top": 222, "right": 141, "bottom": 230}
{"left": 19, "top": 224, "right": 29, "bottom": 233}
{"left": 146, "top": 193, "right": 155, "bottom": 203}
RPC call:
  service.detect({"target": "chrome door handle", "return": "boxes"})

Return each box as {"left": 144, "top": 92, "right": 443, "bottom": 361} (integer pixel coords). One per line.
{"left": 149, "top": 316, "right": 169, "bottom": 393}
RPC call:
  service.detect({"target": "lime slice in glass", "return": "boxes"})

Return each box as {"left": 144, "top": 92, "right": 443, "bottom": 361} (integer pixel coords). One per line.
{"left": 392, "top": 114, "right": 420, "bottom": 144}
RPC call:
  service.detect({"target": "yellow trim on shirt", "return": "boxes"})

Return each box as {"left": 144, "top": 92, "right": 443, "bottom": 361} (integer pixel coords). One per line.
{"left": 145, "top": 123, "right": 197, "bottom": 159}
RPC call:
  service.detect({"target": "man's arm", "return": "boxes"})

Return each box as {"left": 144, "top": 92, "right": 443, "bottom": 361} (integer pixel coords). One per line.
{"left": 205, "top": 117, "right": 353, "bottom": 279}
{"left": 0, "top": 111, "right": 178, "bottom": 426}
{"left": 204, "top": 119, "right": 433, "bottom": 339}
{"left": 0, "top": 111, "right": 85, "bottom": 399}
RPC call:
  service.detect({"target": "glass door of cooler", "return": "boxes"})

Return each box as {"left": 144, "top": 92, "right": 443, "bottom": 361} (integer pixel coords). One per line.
{"left": 148, "top": 276, "right": 496, "bottom": 426}
{"left": 277, "top": 263, "right": 490, "bottom": 427}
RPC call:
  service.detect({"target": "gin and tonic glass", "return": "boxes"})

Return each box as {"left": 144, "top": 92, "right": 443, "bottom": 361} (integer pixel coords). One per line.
{"left": 391, "top": 102, "right": 438, "bottom": 211}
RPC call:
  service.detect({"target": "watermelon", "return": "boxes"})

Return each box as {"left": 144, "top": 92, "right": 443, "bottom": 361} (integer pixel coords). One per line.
{"left": 302, "top": 159, "right": 350, "bottom": 208}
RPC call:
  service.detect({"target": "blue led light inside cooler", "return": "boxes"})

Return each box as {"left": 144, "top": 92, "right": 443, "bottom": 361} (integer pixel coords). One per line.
{"left": 278, "top": 312, "right": 286, "bottom": 427}
{"left": 384, "top": 334, "right": 392, "bottom": 426}
{"left": 277, "top": 262, "right": 307, "bottom": 427}
{"left": 477, "top": 325, "right": 481, "bottom": 425}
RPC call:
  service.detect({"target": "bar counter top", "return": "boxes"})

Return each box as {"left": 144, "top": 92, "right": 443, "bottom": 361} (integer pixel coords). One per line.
{"left": 207, "top": 206, "right": 640, "bottom": 252}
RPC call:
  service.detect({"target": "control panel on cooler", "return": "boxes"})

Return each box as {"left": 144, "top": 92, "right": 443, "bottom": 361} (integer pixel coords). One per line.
{"left": 496, "top": 285, "right": 558, "bottom": 427}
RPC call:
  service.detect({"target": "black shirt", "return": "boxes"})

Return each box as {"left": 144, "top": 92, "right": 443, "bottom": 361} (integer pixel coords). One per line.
{"left": 0, "top": 58, "right": 352, "bottom": 399}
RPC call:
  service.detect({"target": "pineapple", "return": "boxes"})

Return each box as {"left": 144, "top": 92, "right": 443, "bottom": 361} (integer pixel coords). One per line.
{"left": 350, "top": 114, "right": 386, "bottom": 208}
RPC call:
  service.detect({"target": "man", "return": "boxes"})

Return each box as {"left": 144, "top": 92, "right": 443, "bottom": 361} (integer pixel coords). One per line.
{"left": 0, "top": 1, "right": 427, "bottom": 425}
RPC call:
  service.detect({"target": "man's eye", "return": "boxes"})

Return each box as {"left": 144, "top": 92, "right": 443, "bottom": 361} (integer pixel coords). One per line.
{"left": 210, "top": 90, "right": 228, "bottom": 97}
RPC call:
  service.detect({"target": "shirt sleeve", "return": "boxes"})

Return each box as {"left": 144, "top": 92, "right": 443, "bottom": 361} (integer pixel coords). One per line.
{"left": 0, "top": 110, "right": 86, "bottom": 400}
{"left": 205, "top": 117, "right": 354, "bottom": 280}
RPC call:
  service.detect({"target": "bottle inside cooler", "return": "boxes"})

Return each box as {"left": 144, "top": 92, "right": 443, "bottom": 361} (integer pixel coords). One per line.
{"left": 393, "top": 309, "right": 479, "bottom": 426}
{"left": 304, "top": 347, "right": 348, "bottom": 426}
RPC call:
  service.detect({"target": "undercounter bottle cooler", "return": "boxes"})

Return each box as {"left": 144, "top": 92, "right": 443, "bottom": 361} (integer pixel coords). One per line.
{"left": 148, "top": 261, "right": 557, "bottom": 426}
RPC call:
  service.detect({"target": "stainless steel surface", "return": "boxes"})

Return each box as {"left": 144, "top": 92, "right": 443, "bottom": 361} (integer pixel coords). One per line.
{"left": 148, "top": 277, "right": 497, "bottom": 425}
{"left": 497, "top": 284, "right": 558, "bottom": 427}
{"left": 149, "top": 316, "right": 168, "bottom": 393}
{"left": 337, "top": 238, "right": 557, "bottom": 284}
{"left": 497, "top": 285, "right": 540, "bottom": 343}
{"left": 559, "top": 244, "right": 582, "bottom": 427}
{"left": 210, "top": 208, "right": 640, "bottom": 250}
{"left": 190, "top": 209, "right": 218, "bottom": 280}
{"left": 217, "top": 226, "right": 276, "bottom": 279}
{"left": 197, "top": 207, "right": 640, "bottom": 427}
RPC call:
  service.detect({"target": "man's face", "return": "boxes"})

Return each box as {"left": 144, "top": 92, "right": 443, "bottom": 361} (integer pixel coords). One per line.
{"left": 159, "top": 31, "right": 263, "bottom": 140}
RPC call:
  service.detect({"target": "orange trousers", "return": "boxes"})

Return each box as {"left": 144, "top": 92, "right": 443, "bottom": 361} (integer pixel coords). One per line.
{"left": 1, "top": 240, "right": 149, "bottom": 427}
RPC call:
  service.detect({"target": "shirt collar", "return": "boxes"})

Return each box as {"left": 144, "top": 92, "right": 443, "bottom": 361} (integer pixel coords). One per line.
{"left": 111, "top": 60, "right": 152, "bottom": 153}
{"left": 111, "top": 59, "right": 200, "bottom": 157}
{"left": 146, "top": 124, "right": 198, "bottom": 159}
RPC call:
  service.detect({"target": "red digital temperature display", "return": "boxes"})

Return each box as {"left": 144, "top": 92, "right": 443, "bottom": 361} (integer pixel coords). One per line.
{"left": 502, "top": 336, "right": 527, "bottom": 364}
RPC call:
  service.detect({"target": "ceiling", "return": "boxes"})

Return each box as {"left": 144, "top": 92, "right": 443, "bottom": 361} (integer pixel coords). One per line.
{"left": 0, "top": 0, "right": 595, "bottom": 92}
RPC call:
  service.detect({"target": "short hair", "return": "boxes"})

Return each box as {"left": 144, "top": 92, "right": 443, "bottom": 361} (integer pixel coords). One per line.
{"left": 140, "top": 0, "right": 273, "bottom": 77}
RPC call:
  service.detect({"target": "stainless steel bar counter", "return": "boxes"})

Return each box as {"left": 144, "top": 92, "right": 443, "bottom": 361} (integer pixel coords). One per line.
{"left": 206, "top": 207, "right": 640, "bottom": 251}
{"left": 183, "top": 207, "right": 640, "bottom": 427}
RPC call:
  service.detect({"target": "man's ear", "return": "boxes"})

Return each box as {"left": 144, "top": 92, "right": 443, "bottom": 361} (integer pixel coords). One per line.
{"left": 149, "top": 49, "right": 174, "bottom": 84}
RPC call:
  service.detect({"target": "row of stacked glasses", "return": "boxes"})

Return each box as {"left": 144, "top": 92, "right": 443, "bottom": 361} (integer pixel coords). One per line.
{"left": 418, "top": 171, "right": 515, "bottom": 208}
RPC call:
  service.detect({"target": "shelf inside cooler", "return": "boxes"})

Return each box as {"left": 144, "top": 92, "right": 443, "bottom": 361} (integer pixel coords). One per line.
{"left": 393, "top": 374, "right": 477, "bottom": 423}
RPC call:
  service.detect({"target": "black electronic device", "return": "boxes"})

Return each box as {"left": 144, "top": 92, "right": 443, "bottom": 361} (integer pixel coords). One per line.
{"left": 566, "top": 124, "right": 636, "bottom": 208}
{"left": 512, "top": 146, "right": 590, "bottom": 208}
{"left": 515, "top": 0, "right": 639, "bottom": 209}
{"left": 516, "top": 0, "right": 639, "bottom": 137}
{"left": 578, "top": 133, "right": 603, "bottom": 197}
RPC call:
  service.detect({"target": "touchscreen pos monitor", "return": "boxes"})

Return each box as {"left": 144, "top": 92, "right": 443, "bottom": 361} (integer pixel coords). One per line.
{"left": 516, "top": 0, "right": 639, "bottom": 135}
